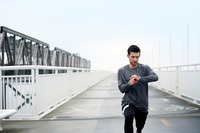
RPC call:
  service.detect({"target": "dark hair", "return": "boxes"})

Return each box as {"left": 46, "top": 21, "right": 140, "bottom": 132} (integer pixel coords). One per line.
{"left": 127, "top": 45, "right": 141, "bottom": 55}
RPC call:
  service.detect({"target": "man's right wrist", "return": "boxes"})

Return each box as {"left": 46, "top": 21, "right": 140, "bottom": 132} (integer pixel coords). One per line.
{"left": 128, "top": 82, "right": 131, "bottom": 86}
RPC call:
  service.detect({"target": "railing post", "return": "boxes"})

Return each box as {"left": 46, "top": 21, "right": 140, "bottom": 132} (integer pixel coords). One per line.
{"left": 69, "top": 69, "right": 72, "bottom": 96}
{"left": 55, "top": 68, "right": 58, "bottom": 74}
{"left": 157, "top": 68, "right": 161, "bottom": 89}
{"left": 32, "top": 66, "right": 39, "bottom": 119}
{"left": 176, "top": 66, "right": 180, "bottom": 97}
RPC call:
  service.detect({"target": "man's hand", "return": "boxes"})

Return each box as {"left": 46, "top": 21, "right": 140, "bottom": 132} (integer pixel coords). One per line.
{"left": 129, "top": 75, "right": 139, "bottom": 86}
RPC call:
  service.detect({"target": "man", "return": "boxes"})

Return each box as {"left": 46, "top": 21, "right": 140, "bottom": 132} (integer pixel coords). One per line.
{"left": 117, "top": 45, "right": 158, "bottom": 133}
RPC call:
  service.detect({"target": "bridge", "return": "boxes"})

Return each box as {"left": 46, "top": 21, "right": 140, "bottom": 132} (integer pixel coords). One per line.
{"left": 0, "top": 27, "right": 200, "bottom": 133}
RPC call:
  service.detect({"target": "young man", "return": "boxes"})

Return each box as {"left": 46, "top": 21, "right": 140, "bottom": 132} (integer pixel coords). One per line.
{"left": 117, "top": 45, "right": 158, "bottom": 133}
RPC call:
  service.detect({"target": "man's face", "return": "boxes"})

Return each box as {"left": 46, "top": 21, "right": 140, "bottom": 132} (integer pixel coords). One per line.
{"left": 127, "top": 52, "right": 140, "bottom": 67}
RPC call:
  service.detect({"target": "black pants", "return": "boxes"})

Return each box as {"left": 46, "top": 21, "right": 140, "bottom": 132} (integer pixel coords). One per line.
{"left": 123, "top": 104, "right": 148, "bottom": 133}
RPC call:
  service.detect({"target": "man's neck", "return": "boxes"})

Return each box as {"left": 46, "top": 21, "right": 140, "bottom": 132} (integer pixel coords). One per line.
{"left": 129, "top": 63, "right": 138, "bottom": 68}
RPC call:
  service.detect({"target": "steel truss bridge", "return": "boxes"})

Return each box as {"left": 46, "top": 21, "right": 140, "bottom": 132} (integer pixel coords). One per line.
{"left": 0, "top": 26, "right": 90, "bottom": 69}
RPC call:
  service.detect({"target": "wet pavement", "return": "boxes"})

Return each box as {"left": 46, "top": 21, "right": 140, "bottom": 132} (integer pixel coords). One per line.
{"left": 1, "top": 74, "right": 200, "bottom": 133}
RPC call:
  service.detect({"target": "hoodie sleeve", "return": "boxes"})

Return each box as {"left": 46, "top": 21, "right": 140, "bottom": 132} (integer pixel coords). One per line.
{"left": 139, "top": 65, "right": 158, "bottom": 83}
{"left": 117, "top": 69, "right": 130, "bottom": 93}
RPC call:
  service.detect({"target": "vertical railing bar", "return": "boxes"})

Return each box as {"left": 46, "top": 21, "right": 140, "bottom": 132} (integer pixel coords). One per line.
{"left": 18, "top": 76, "right": 20, "bottom": 112}
{"left": 23, "top": 76, "right": 25, "bottom": 114}
{"left": 6, "top": 77, "right": 8, "bottom": 109}
{"left": 27, "top": 76, "right": 30, "bottom": 114}
{"left": 0, "top": 69, "right": 2, "bottom": 109}
{"left": 34, "top": 66, "right": 39, "bottom": 119}
{"left": 2, "top": 77, "right": 5, "bottom": 109}
{"left": 26, "top": 76, "right": 29, "bottom": 114}
{"left": 4, "top": 77, "right": 6, "bottom": 109}
{"left": 26, "top": 76, "right": 28, "bottom": 114}
{"left": 20, "top": 76, "right": 23, "bottom": 113}
{"left": 5, "top": 77, "right": 7, "bottom": 109}
{"left": 31, "top": 68, "right": 35, "bottom": 118}
{"left": 13, "top": 76, "right": 16, "bottom": 110}
{"left": 23, "top": 76, "right": 26, "bottom": 114}
{"left": 31, "top": 68, "right": 34, "bottom": 115}
{"left": 8, "top": 77, "right": 10, "bottom": 109}
{"left": 22, "top": 76, "right": 25, "bottom": 113}
{"left": 11, "top": 76, "right": 14, "bottom": 109}
{"left": 16, "top": 76, "right": 19, "bottom": 113}
{"left": 194, "top": 66, "right": 197, "bottom": 103}
{"left": 29, "top": 76, "right": 31, "bottom": 114}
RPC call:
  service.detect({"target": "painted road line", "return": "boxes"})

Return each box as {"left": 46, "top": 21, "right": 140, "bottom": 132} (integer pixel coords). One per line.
{"left": 160, "top": 98, "right": 169, "bottom": 102}
{"left": 149, "top": 106, "right": 155, "bottom": 111}
{"left": 160, "top": 119, "right": 170, "bottom": 127}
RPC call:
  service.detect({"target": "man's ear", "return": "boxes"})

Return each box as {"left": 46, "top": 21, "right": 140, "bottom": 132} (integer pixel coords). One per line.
{"left": 127, "top": 54, "right": 130, "bottom": 58}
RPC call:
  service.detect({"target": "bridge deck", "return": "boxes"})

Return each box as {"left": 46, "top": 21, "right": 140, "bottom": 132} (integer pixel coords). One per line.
{"left": 1, "top": 74, "right": 200, "bottom": 133}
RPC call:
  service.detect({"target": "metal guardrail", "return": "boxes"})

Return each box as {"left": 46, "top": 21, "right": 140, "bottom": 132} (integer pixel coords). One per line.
{"left": 150, "top": 63, "right": 200, "bottom": 105}
{"left": 0, "top": 26, "right": 90, "bottom": 68}
{"left": 0, "top": 65, "right": 112, "bottom": 120}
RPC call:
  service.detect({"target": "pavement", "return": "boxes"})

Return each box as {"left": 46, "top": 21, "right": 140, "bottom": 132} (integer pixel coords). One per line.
{"left": 1, "top": 74, "right": 200, "bottom": 133}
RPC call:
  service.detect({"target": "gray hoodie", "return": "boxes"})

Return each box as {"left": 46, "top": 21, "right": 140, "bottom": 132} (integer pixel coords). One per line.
{"left": 117, "top": 63, "right": 158, "bottom": 112}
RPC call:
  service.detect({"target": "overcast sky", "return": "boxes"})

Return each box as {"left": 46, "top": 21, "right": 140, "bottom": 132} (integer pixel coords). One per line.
{"left": 1, "top": 0, "right": 200, "bottom": 72}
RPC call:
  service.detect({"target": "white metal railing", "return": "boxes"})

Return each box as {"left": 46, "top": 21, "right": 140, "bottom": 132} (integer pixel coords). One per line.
{"left": 0, "top": 65, "right": 112, "bottom": 120}
{"left": 150, "top": 63, "right": 200, "bottom": 105}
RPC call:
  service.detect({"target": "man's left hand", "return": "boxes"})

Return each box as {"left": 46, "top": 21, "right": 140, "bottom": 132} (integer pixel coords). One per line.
{"left": 130, "top": 75, "right": 139, "bottom": 84}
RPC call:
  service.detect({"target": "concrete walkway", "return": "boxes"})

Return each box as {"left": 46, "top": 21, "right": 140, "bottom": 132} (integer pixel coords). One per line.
{"left": 1, "top": 74, "right": 200, "bottom": 133}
